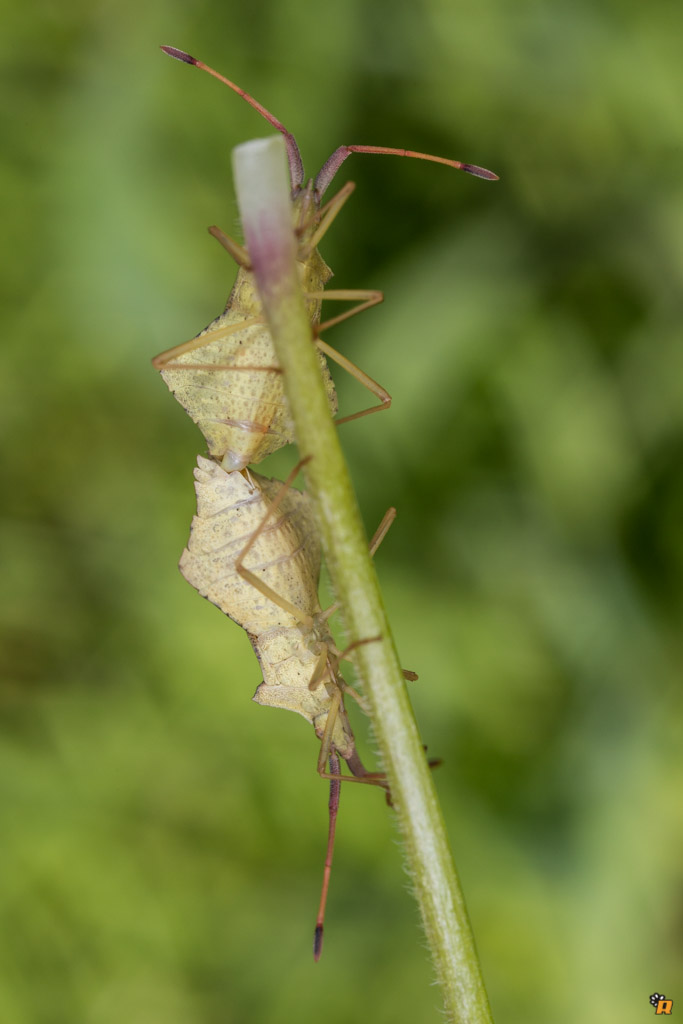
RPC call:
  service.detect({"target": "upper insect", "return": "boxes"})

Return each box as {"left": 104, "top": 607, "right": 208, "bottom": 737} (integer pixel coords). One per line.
{"left": 154, "top": 47, "right": 498, "bottom": 471}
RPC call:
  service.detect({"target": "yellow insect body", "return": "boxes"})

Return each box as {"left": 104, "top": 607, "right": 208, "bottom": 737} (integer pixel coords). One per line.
{"left": 156, "top": 48, "right": 496, "bottom": 471}
{"left": 179, "top": 456, "right": 356, "bottom": 761}
{"left": 158, "top": 227, "right": 337, "bottom": 471}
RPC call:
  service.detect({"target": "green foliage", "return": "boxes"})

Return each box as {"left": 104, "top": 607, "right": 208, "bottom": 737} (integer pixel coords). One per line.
{"left": 1, "top": 1, "right": 681, "bottom": 1022}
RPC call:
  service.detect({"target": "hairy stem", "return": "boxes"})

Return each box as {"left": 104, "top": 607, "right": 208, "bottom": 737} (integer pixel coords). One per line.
{"left": 232, "top": 135, "right": 493, "bottom": 1024}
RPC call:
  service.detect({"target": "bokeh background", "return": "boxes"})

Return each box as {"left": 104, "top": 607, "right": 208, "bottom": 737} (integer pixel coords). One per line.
{"left": 2, "top": 1, "right": 682, "bottom": 1021}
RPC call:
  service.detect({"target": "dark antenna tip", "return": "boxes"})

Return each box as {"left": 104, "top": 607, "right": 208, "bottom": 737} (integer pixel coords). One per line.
{"left": 461, "top": 163, "right": 499, "bottom": 181}
{"left": 313, "top": 924, "right": 324, "bottom": 961}
{"left": 160, "top": 45, "right": 198, "bottom": 66}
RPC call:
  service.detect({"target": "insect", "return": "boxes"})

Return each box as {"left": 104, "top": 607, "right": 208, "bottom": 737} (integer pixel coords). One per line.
{"left": 179, "top": 455, "right": 388, "bottom": 784}
{"left": 153, "top": 47, "right": 498, "bottom": 470}
{"left": 180, "top": 455, "right": 392, "bottom": 958}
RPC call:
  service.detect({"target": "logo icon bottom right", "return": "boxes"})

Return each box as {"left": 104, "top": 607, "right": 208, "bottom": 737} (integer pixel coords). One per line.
{"left": 650, "top": 993, "right": 673, "bottom": 1015}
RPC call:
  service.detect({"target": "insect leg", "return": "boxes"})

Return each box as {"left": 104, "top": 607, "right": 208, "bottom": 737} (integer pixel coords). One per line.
{"left": 208, "top": 225, "right": 251, "bottom": 268}
{"left": 324, "top": 639, "right": 418, "bottom": 702}
{"left": 304, "top": 288, "right": 391, "bottom": 423}
{"left": 311, "top": 684, "right": 386, "bottom": 791}
{"left": 368, "top": 507, "right": 397, "bottom": 556}
{"left": 307, "top": 646, "right": 371, "bottom": 727}
{"left": 316, "top": 688, "right": 342, "bottom": 779}
{"left": 306, "top": 643, "right": 332, "bottom": 692}
{"left": 319, "top": 507, "right": 397, "bottom": 629}
{"left": 366, "top": 510, "right": 421, "bottom": 677}
{"left": 318, "top": 337, "right": 392, "bottom": 425}
{"left": 151, "top": 317, "right": 264, "bottom": 370}
{"left": 306, "top": 286, "right": 390, "bottom": 424}
{"left": 334, "top": 682, "right": 370, "bottom": 714}
{"left": 312, "top": 288, "right": 384, "bottom": 334}
{"left": 319, "top": 507, "right": 418, "bottom": 694}
{"left": 308, "top": 641, "right": 371, "bottom": 712}
{"left": 312, "top": 636, "right": 381, "bottom": 693}
{"left": 301, "top": 181, "right": 356, "bottom": 256}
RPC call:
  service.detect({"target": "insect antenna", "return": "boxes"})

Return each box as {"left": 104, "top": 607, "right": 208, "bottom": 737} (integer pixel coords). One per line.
{"left": 315, "top": 144, "right": 499, "bottom": 197}
{"left": 160, "top": 46, "right": 305, "bottom": 189}
{"left": 313, "top": 752, "right": 342, "bottom": 961}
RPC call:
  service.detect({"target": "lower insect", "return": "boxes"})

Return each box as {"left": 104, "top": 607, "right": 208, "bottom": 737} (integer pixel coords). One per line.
{"left": 179, "top": 455, "right": 388, "bottom": 955}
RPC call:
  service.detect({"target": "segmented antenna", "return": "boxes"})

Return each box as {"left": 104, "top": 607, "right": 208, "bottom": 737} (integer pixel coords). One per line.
{"left": 161, "top": 46, "right": 499, "bottom": 199}
{"left": 160, "top": 46, "right": 305, "bottom": 189}
{"left": 315, "top": 144, "right": 498, "bottom": 196}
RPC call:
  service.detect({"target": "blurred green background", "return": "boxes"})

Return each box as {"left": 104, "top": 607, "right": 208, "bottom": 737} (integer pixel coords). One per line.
{"left": 2, "top": 1, "right": 682, "bottom": 1021}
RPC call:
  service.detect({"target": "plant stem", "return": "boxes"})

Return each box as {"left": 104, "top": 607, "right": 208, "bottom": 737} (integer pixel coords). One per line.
{"left": 232, "top": 135, "right": 494, "bottom": 1024}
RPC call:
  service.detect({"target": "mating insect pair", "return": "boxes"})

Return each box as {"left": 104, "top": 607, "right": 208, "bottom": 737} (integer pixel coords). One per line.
{"left": 155, "top": 46, "right": 497, "bottom": 957}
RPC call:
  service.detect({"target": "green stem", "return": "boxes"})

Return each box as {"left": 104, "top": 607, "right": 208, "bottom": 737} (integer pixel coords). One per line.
{"left": 232, "top": 135, "right": 493, "bottom": 1024}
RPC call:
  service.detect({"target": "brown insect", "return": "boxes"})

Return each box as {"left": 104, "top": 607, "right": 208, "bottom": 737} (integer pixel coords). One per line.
{"left": 179, "top": 455, "right": 398, "bottom": 956}
{"left": 153, "top": 47, "right": 497, "bottom": 471}
{"left": 179, "top": 456, "right": 389, "bottom": 781}
{"left": 158, "top": 48, "right": 496, "bottom": 956}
